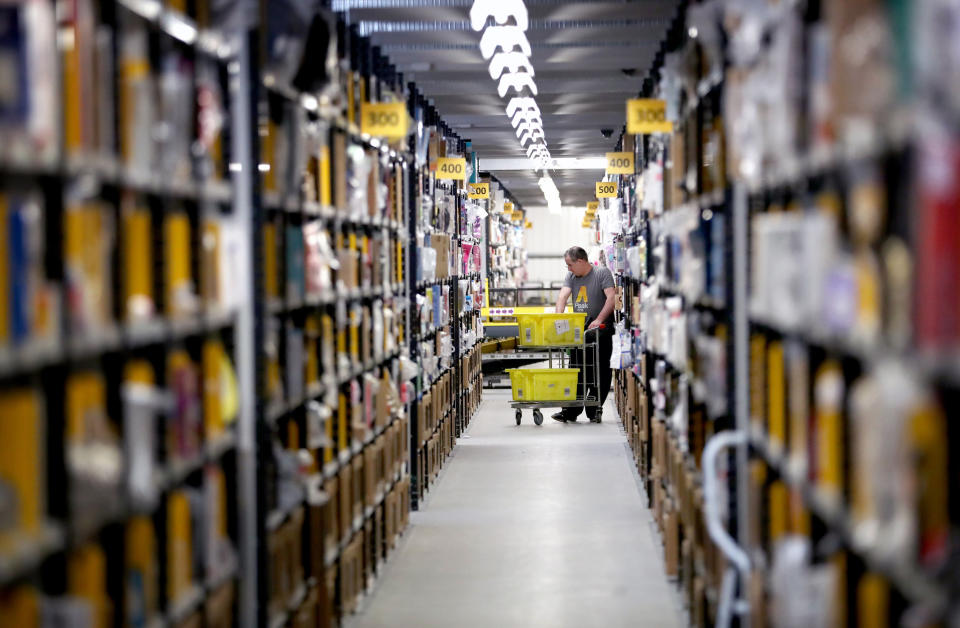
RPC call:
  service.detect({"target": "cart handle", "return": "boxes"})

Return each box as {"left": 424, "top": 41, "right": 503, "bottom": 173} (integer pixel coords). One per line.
{"left": 585, "top": 324, "right": 606, "bottom": 334}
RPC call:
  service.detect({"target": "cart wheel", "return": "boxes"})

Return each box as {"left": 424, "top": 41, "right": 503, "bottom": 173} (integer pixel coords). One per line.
{"left": 515, "top": 410, "right": 522, "bottom": 425}
{"left": 533, "top": 410, "right": 543, "bottom": 426}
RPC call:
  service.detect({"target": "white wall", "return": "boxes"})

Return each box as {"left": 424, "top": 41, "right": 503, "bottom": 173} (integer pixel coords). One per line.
{"left": 522, "top": 205, "right": 597, "bottom": 286}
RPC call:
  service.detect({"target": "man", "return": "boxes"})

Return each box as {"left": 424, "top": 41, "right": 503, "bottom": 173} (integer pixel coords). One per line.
{"left": 552, "top": 246, "right": 615, "bottom": 423}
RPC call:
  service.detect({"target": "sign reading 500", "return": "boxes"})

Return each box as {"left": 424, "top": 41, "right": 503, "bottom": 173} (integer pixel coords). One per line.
{"left": 596, "top": 181, "right": 618, "bottom": 198}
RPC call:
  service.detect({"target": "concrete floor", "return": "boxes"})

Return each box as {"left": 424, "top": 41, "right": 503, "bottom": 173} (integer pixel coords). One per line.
{"left": 351, "top": 389, "right": 684, "bottom": 628}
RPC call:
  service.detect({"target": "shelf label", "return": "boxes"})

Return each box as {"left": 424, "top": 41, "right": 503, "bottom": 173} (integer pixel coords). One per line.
{"left": 360, "top": 102, "right": 409, "bottom": 139}
{"left": 467, "top": 182, "right": 490, "bottom": 199}
{"left": 437, "top": 157, "right": 467, "bottom": 180}
{"left": 524, "top": 220, "right": 532, "bottom": 229}
{"left": 586, "top": 201, "right": 599, "bottom": 213}
{"left": 596, "top": 181, "right": 618, "bottom": 198}
{"left": 504, "top": 201, "right": 514, "bottom": 212}
{"left": 605, "top": 152, "right": 634, "bottom": 175}
{"left": 626, "top": 99, "right": 673, "bottom": 134}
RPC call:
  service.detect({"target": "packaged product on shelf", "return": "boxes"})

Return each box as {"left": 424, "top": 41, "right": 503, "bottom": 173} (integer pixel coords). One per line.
{"left": 119, "top": 18, "right": 154, "bottom": 175}
{"left": 785, "top": 341, "right": 809, "bottom": 475}
{"left": 168, "top": 348, "right": 203, "bottom": 464}
{"left": 121, "top": 194, "right": 155, "bottom": 323}
{"left": 68, "top": 543, "right": 111, "bottom": 628}
{"left": 914, "top": 130, "right": 960, "bottom": 352}
{"left": 66, "top": 370, "right": 123, "bottom": 529}
{"left": 204, "top": 465, "right": 237, "bottom": 585}
{"left": 0, "top": 387, "right": 44, "bottom": 547}
{"left": 286, "top": 322, "right": 305, "bottom": 403}
{"left": 347, "top": 145, "right": 371, "bottom": 220}
{"left": 123, "top": 360, "right": 160, "bottom": 510}
{"left": 286, "top": 224, "right": 305, "bottom": 303}
{"left": 0, "top": 192, "right": 58, "bottom": 347}
{"left": 167, "top": 489, "right": 195, "bottom": 604}
{"left": 813, "top": 360, "right": 845, "bottom": 505}
{"left": 203, "top": 338, "right": 238, "bottom": 439}
{"left": 195, "top": 61, "right": 226, "bottom": 182}
{"left": 372, "top": 300, "right": 384, "bottom": 359}
{"left": 0, "top": 1, "right": 57, "bottom": 165}
{"left": 305, "top": 315, "right": 320, "bottom": 391}
{"left": 60, "top": 0, "right": 96, "bottom": 158}
{"left": 126, "top": 515, "right": 159, "bottom": 626}
{"left": 265, "top": 318, "right": 283, "bottom": 407}
{"left": 156, "top": 51, "right": 196, "bottom": 182}
{"left": 165, "top": 210, "right": 198, "bottom": 318}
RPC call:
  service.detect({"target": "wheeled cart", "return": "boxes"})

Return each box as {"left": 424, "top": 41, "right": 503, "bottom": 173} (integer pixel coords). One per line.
{"left": 506, "top": 326, "right": 604, "bottom": 425}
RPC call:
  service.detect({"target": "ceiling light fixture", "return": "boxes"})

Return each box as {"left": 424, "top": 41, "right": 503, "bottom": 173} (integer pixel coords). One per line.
{"left": 472, "top": 0, "right": 554, "bottom": 208}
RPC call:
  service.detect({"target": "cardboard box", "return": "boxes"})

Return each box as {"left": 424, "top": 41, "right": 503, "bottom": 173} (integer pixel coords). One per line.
{"left": 374, "top": 505, "right": 384, "bottom": 565}
{"left": 384, "top": 490, "right": 397, "bottom": 549}
{"left": 430, "top": 233, "right": 450, "bottom": 279}
{"left": 375, "top": 372, "right": 389, "bottom": 430}
{"left": 339, "top": 548, "right": 356, "bottom": 615}
{"left": 322, "top": 565, "right": 337, "bottom": 627}
{"left": 363, "top": 518, "right": 375, "bottom": 588}
{"left": 204, "top": 579, "right": 235, "bottom": 628}
{"left": 352, "top": 456, "right": 364, "bottom": 522}
{"left": 339, "top": 466, "right": 352, "bottom": 541}
{"left": 307, "top": 499, "right": 324, "bottom": 580}
{"left": 292, "top": 586, "right": 317, "bottom": 628}
{"left": 364, "top": 446, "right": 377, "bottom": 508}
{"left": 323, "top": 477, "right": 339, "bottom": 558}
{"left": 664, "top": 508, "right": 679, "bottom": 578}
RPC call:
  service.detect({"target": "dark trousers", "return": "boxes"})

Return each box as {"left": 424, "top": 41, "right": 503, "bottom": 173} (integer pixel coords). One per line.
{"left": 560, "top": 328, "right": 613, "bottom": 419}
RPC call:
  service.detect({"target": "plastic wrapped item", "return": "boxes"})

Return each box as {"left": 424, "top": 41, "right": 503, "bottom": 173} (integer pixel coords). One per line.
{"left": 347, "top": 145, "right": 371, "bottom": 220}
{"left": 398, "top": 355, "right": 419, "bottom": 382}
{"left": 769, "top": 537, "right": 839, "bottom": 628}
{"left": 420, "top": 246, "right": 437, "bottom": 282}
{"left": 157, "top": 51, "right": 194, "bottom": 184}
{"left": 0, "top": 1, "right": 57, "bottom": 166}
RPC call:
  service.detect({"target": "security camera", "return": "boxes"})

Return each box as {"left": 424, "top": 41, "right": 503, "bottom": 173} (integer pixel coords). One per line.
{"left": 600, "top": 128, "right": 614, "bottom": 138}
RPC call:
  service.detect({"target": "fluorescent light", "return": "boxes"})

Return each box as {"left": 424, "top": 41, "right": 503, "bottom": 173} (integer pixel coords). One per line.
{"left": 506, "top": 97, "right": 539, "bottom": 118}
{"left": 488, "top": 51, "right": 534, "bottom": 79}
{"left": 479, "top": 25, "right": 531, "bottom": 58}
{"left": 498, "top": 71, "right": 537, "bottom": 97}
{"left": 470, "top": 0, "right": 529, "bottom": 31}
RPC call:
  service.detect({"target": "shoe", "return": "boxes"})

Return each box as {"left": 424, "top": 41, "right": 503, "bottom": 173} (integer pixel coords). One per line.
{"left": 552, "top": 412, "right": 577, "bottom": 423}
{"left": 589, "top": 411, "right": 602, "bottom": 423}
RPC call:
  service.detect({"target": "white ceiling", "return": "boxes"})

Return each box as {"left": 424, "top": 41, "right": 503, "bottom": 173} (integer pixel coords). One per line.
{"left": 338, "top": 0, "right": 680, "bottom": 208}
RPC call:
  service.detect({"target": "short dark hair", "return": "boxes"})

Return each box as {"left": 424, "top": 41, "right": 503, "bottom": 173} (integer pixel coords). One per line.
{"left": 564, "top": 246, "right": 589, "bottom": 262}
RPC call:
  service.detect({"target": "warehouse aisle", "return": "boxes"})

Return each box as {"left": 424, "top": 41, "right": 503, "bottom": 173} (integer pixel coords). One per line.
{"left": 352, "top": 389, "right": 683, "bottom": 628}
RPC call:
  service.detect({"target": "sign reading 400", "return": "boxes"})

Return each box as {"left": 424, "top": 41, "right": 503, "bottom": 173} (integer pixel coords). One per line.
{"left": 596, "top": 181, "right": 618, "bottom": 198}
{"left": 436, "top": 157, "right": 467, "bottom": 180}
{"left": 605, "top": 152, "right": 634, "bottom": 175}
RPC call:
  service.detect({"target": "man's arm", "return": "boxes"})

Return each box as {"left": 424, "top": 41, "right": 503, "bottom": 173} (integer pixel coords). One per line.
{"left": 555, "top": 286, "right": 571, "bottom": 313}
{"left": 588, "top": 286, "right": 616, "bottom": 329}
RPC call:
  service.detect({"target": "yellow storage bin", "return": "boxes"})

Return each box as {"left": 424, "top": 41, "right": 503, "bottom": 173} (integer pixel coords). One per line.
{"left": 515, "top": 313, "right": 587, "bottom": 346}
{"left": 506, "top": 369, "right": 580, "bottom": 401}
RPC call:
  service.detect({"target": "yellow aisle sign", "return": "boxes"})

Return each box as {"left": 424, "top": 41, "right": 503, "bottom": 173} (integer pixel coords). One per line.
{"left": 586, "top": 201, "right": 599, "bottom": 212}
{"left": 605, "top": 152, "right": 634, "bottom": 175}
{"left": 626, "top": 99, "right": 673, "bottom": 134}
{"left": 360, "top": 102, "right": 409, "bottom": 139}
{"left": 596, "top": 181, "right": 618, "bottom": 198}
{"left": 467, "top": 182, "right": 490, "bottom": 199}
{"left": 504, "top": 202, "right": 514, "bottom": 212}
{"left": 436, "top": 157, "right": 467, "bottom": 180}
{"left": 524, "top": 221, "right": 532, "bottom": 229}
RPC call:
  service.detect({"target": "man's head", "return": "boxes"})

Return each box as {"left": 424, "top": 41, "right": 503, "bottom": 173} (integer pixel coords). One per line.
{"left": 564, "top": 246, "right": 592, "bottom": 277}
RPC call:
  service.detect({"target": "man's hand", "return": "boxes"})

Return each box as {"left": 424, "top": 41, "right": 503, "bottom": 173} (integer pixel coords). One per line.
{"left": 588, "top": 320, "right": 604, "bottom": 330}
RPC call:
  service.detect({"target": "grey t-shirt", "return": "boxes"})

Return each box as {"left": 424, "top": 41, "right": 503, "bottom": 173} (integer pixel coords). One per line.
{"left": 564, "top": 265, "right": 615, "bottom": 323}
